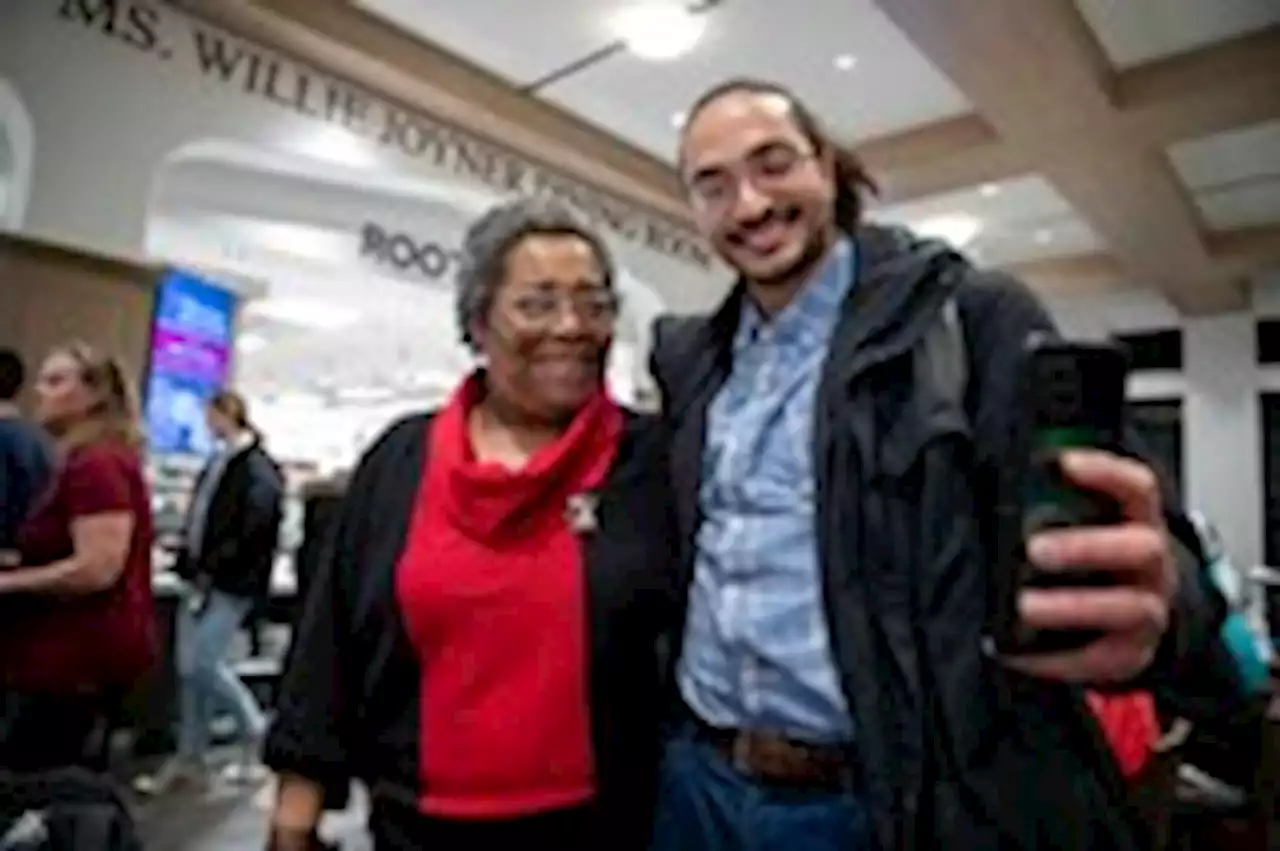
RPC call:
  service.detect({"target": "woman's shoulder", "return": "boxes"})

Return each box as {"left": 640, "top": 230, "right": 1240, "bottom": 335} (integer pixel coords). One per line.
{"left": 65, "top": 438, "right": 142, "bottom": 476}
{"left": 603, "top": 408, "right": 666, "bottom": 489}
{"left": 362, "top": 411, "right": 436, "bottom": 463}
{"left": 343, "top": 410, "right": 436, "bottom": 495}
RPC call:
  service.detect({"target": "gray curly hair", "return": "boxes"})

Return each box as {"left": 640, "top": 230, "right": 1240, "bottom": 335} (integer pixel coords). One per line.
{"left": 454, "top": 198, "right": 617, "bottom": 350}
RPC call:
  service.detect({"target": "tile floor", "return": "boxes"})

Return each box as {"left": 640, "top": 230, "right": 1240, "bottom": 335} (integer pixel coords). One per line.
{"left": 130, "top": 776, "right": 369, "bottom": 851}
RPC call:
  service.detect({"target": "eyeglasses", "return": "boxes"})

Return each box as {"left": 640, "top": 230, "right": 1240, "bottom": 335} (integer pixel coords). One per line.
{"left": 686, "top": 143, "right": 816, "bottom": 214}
{"left": 508, "top": 289, "right": 621, "bottom": 328}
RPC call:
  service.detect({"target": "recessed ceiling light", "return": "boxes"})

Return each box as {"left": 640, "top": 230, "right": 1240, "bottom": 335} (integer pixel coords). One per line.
{"left": 613, "top": 4, "right": 706, "bottom": 61}
{"left": 237, "top": 332, "right": 268, "bottom": 354}
{"left": 834, "top": 54, "right": 857, "bottom": 71}
{"left": 979, "top": 183, "right": 1000, "bottom": 198}
{"left": 1034, "top": 228, "right": 1053, "bottom": 244}
{"left": 670, "top": 111, "right": 687, "bottom": 129}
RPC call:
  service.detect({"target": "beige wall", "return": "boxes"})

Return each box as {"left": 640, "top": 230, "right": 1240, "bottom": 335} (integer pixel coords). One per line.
{"left": 0, "top": 234, "right": 157, "bottom": 411}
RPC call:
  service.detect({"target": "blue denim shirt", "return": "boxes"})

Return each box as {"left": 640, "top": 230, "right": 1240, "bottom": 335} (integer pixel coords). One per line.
{"left": 678, "top": 239, "right": 856, "bottom": 742}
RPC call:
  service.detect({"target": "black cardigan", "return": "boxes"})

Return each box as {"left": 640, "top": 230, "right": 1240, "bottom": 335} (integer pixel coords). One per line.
{"left": 264, "top": 411, "right": 679, "bottom": 845}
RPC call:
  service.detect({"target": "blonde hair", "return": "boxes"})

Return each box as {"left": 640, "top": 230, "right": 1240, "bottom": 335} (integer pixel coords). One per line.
{"left": 53, "top": 340, "right": 144, "bottom": 451}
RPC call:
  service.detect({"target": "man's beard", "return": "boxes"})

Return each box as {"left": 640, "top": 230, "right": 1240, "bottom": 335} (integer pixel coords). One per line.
{"left": 750, "top": 227, "right": 832, "bottom": 289}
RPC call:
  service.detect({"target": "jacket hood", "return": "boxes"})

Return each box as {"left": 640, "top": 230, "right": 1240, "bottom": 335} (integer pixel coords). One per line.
{"left": 705, "top": 223, "right": 972, "bottom": 356}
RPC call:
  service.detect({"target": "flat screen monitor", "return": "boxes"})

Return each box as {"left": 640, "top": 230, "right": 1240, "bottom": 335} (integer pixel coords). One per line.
{"left": 143, "top": 268, "right": 236, "bottom": 457}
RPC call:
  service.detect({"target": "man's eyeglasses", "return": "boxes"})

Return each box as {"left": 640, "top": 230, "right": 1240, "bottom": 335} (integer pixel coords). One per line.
{"left": 686, "top": 143, "right": 815, "bottom": 213}
{"left": 509, "top": 289, "right": 621, "bottom": 327}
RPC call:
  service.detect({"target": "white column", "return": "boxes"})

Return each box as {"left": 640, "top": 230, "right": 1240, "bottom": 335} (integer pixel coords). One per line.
{"left": 1182, "top": 313, "right": 1261, "bottom": 566}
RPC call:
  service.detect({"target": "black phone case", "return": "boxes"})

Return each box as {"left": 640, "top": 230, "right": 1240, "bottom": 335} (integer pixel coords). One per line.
{"left": 989, "top": 337, "right": 1129, "bottom": 656}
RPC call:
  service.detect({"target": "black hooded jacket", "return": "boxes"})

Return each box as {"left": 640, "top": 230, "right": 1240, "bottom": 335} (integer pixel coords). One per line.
{"left": 650, "top": 225, "right": 1236, "bottom": 850}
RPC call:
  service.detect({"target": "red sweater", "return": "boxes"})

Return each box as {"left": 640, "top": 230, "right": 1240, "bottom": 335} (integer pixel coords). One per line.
{"left": 3, "top": 441, "right": 155, "bottom": 693}
{"left": 1086, "top": 690, "right": 1160, "bottom": 781}
{"left": 395, "top": 378, "right": 623, "bottom": 818}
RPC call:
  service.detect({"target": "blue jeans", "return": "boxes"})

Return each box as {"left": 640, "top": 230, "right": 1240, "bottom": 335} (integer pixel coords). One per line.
{"left": 175, "top": 586, "right": 265, "bottom": 759}
{"left": 650, "top": 723, "right": 873, "bottom": 851}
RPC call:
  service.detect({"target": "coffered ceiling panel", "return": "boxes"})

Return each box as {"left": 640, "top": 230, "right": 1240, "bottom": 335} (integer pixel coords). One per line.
{"left": 1169, "top": 120, "right": 1280, "bottom": 189}
{"left": 1195, "top": 183, "right": 1280, "bottom": 232}
{"left": 1168, "top": 120, "right": 1280, "bottom": 231}
{"left": 1075, "top": 0, "right": 1280, "bottom": 68}
{"left": 872, "top": 174, "right": 1103, "bottom": 267}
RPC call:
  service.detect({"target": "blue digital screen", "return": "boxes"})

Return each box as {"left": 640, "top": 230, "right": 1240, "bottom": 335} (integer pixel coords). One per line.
{"left": 144, "top": 269, "right": 236, "bottom": 457}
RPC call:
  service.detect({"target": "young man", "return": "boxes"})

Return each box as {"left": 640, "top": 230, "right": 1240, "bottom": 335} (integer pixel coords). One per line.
{"left": 0, "top": 348, "right": 51, "bottom": 553}
{"left": 648, "top": 79, "right": 1236, "bottom": 850}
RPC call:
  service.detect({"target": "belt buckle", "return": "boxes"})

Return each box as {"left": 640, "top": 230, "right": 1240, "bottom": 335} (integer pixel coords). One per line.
{"left": 731, "top": 731, "right": 754, "bottom": 775}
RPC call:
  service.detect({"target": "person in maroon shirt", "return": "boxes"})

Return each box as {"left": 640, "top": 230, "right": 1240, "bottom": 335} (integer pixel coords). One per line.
{"left": 264, "top": 199, "right": 680, "bottom": 851}
{"left": 0, "top": 341, "right": 155, "bottom": 771}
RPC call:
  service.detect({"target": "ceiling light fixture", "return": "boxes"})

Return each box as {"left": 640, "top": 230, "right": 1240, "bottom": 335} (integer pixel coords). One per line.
{"left": 914, "top": 214, "right": 984, "bottom": 248}
{"left": 614, "top": 4, "right": 707, "bottom": 61}
{"left": 670, "top": 111, "right": 687, "bottom": 129}
{"left": 979, "top": 183, "right": 1000, "bottom": 198}
{"left": 834, "top": 54, "right": 857, "bottom": 71}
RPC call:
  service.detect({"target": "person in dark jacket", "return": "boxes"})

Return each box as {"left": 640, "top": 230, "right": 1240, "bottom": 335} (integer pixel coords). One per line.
{"left": 648, "top": 78, "right": 1238, "bottom": 851}
{"left": 262, "top": 199, "right": 678, "bottom": 851}
{"left": 0, "top": 348, "right": 52, "bottom": 554}
{"left": 136, "top": 390, "right": 283, "bottom": 794}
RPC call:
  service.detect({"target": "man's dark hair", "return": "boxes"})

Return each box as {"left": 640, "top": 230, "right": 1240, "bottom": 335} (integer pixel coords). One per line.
{"left": 0, "top": 348, "right": 24, "bottom": 401}
{"left": 680, "top": 78, "right": 880, "bottom": 233}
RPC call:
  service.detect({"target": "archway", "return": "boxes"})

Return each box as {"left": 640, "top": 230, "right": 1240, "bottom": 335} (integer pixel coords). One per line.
{"left": 0, "top": 78, "right": 35, "bottom": 231}
{"left": 143, "top": 139, "right": 669, "bottom": 465}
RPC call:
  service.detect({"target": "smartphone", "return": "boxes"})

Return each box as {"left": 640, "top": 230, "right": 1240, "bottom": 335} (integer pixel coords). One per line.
{"left": 989, "top": 336, "right": 1129, "bottom": 656}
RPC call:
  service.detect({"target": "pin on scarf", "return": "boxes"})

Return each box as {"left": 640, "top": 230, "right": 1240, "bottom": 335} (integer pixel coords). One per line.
{"left": 565, "top": 492, "right": 600, "bottom": 534}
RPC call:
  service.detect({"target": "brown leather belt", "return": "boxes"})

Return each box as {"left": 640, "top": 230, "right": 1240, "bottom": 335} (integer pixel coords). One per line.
{"left": 689, "top": 714, "right": 858, "bottom": 792}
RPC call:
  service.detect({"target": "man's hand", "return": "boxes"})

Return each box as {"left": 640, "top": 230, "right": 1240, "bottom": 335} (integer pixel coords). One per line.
{"left": 1003, "top": 449, "right": 1179, "bottom": 683}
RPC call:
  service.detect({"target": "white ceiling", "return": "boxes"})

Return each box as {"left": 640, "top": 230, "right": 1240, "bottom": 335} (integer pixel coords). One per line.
{"left": 359, "top": 0, "right": 620, "bottom": 84}
{"left": 356, "top": 0, "right": 972, "bottom": 158}
{"left": 537, "top": 0, "right": 971, "bottom": 158}
{"left": 1168, "top": 119, "right": 1280, "bottom": 231}
{"left": 1075, "top": 0, "right": 1280, "bottom": 68}
{"left": 873, "top": 174, "right": 1104, "bottom": 267}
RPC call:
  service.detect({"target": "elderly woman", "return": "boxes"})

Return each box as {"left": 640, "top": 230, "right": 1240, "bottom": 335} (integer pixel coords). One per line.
{"left": 263, "top": 199, "right": 679, "bottom": 851}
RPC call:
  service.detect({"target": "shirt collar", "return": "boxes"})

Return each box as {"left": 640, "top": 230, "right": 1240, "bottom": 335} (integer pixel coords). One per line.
{"left": 218, "top": 430, "right": 256, "bottom": 458}
{"left": 735, "top": 236, "right": 855, "bottom": 352}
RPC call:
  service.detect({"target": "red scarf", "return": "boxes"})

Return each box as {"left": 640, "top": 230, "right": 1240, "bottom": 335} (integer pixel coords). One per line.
{"left": 432, "top": 375, "right": 624, "bottom": 545}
